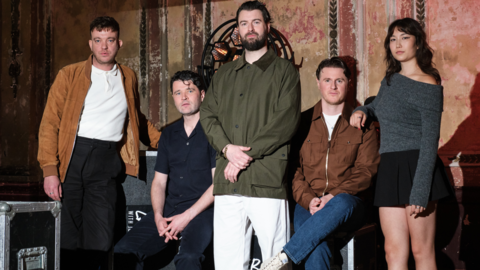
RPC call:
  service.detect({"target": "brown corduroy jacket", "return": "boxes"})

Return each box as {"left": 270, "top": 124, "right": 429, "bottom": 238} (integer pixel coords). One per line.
{"left": 38, "top": 55, "right": 161, "bottom": 181}
{"left": 292, "top": 101, "right": 380, "bottom": 210}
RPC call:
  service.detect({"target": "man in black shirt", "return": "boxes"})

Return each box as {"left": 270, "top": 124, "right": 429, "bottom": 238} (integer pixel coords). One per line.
{"left": 114, "top": 71, "right": 215, "bottom": 269}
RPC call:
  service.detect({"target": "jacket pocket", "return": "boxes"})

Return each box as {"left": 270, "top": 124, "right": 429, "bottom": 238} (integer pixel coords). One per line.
{"left": 335, "top": 136, "right": 362, "bottom": 164}
{"left": 251, "top": 146, "right": 288, "bottom": 189}
{"left": 302, "top": 137, "right": 322, "bottom": 165}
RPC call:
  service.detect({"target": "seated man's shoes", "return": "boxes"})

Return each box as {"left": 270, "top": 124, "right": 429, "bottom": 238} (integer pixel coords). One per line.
{"left": 260, "top": 251, "right": 291, "bottom": 270}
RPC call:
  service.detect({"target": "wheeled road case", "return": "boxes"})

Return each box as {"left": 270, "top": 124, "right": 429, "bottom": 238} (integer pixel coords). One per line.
{"left": 0, "top": 201, "right": 61, "bottom": 270}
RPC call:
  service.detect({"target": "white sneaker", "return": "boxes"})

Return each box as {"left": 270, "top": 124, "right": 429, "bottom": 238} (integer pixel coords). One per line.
{"left": 260, "top": 251, "right": 291, "bottom": 270}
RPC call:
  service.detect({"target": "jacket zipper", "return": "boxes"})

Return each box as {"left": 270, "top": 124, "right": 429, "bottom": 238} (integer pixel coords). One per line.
{"left": 321, "top": 115, "right": 340, "bottom": 196}
{"left": 323, "top": 142, "right": 331, "bottom": 196}
{"left": 321, "top": 117, "right": 329, "bottom": 196}
{"left": 65, "top": 82, "right": 92, "bottom": 181}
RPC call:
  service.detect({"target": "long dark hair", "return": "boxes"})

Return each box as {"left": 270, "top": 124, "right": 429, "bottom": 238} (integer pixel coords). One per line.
{"left": 384, "top": 18, "right": 440, "bottom": 85}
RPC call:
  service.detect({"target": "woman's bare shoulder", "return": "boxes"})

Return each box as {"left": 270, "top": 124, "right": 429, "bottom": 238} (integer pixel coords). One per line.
{"left": 411, "top": 73, "right": 438, "bottom": 85}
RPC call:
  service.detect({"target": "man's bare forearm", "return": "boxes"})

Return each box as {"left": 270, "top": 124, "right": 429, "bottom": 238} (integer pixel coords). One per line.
{"left": 185, "top": 168, "right": 215, "bottom": 219}
{"left": 151, "top": 171, "right": 168, "bottom": 218}
{"left": 186, "top": 184, "right": 214, "bottom": 219}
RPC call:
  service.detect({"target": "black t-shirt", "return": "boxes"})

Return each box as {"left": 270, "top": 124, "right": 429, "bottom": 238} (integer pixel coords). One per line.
{"left": 154, "top": 118, "right": 216, "bottom": 216}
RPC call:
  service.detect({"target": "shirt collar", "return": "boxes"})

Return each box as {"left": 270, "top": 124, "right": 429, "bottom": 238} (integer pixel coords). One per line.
{"left": 173, "top": 118, "right": 185, "bottom": 133}
{"left": 172, "top": 118, "right": 200, "bottom": 139}
{"left": 234, "top": 48, "right": 277, "bottom": 72}
{"left": 312, "top": 101, "right": 354, "bottom": 122}
{"left": 92, "top": 64, "right": 118, "bottom": 76}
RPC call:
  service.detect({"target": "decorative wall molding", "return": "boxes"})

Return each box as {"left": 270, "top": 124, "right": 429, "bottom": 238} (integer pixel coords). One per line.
{"left": 140, "top": 7, "right": 147, "bottom": 98}
{"left": 159, "top": 0, "right": 169, "bottom": 127}
{"left": 415, "top": 0, "right": 426, "bottom": 28}
{"left": 328, "top": 0, "right": 338, "bottom": 57}
{"left": 184, "top": 1, "right": 192, "bottom": 70}
{"left": 204, "top": 0, "right": 212, "bottom": 66}
{"left": 45, "top": 16, "right": 51, "bottom": 98}
{"left": 445, "top": 153, "right": 480, "bottom": 165}
{"left": 9, "top": 0, "right": 22, "bottom": 98}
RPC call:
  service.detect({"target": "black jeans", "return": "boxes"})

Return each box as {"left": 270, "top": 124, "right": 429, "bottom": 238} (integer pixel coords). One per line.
{"left": 60, "top": 136, "right": 122, "bottom": 269}
{"left": 114, "top": 208, "right": 214, "bottom": 270}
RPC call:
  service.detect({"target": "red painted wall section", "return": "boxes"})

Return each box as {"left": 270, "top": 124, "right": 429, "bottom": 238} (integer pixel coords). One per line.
{"left": 429, "top": 0, "right": 480, "bottom": 188}
{"left": 395, "top": 0, "right": 413, "bottom": 19}
{"left": 363, "top": 0, "right": 388, "bottom": 98}
{"left": 338, "top": 0, "right": 356, "bottom": 57}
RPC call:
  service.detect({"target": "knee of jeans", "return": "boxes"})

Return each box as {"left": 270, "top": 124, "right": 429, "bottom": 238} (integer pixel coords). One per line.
{"left": 293, "top": 204, "right": 311, "bottom": 229}
{"left": 174, "top": 251, "right": 204, "bottom": 264}
{"left": 332, "top": 193, "right": 359, "bottom": 210}
{"left": 114, "top": 239, "right": 132, "bottom": 254}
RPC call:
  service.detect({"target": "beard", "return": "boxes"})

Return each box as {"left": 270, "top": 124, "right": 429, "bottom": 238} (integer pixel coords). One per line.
{"left": 241, "top": 31, "right": 268, "bottom": 51}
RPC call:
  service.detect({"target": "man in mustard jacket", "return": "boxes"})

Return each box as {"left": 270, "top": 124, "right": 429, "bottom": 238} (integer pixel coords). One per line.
{"left": 37, "top": 16, "right": 160, "bottom": 270}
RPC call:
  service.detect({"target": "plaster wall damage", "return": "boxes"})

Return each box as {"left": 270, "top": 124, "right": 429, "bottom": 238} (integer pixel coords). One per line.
{"left": 1, "top": 0, "right": 479, "bottom": 181}
{"left": 1, "top": 0, "right": 479, "bottom": 267}
{"left": 0, "top": 0, "right": 478, "bottom": 178}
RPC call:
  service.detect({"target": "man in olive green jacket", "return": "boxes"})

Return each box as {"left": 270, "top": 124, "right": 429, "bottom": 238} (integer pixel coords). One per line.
{"left": 200, "top": 2, "right": 300, "bottom": 269}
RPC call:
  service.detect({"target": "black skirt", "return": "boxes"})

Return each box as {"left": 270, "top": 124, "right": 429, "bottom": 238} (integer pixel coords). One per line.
{"left": 374, "top": 149, "right": 453, "bottom": 207}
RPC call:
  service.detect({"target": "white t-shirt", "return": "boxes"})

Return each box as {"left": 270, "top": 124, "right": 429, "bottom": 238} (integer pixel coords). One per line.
{"left": 322, "top": 113, "right": 341, "bottom": 140}
{"left": 77, "top": 64, "right": 128, "bottom": 142}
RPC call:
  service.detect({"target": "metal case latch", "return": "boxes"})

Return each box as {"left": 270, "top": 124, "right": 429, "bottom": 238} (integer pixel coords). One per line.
{"left": 17, "top": 246, "right": 47, "bottom": 270}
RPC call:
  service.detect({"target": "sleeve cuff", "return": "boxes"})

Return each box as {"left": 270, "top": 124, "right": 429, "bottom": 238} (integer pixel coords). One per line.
{"left": 353, "top": 106, "right": 368, "bottom": 115}
{"left": 216, "top": 139, "right": 231, "bottom": 157}
{"left": 42, "top": 165, "right": 58, "bottom": 178}
{"left": 328, "top": 188, "right": 345, "bottom": 196}
{"left": 300, "top": 193, "right": 316, "bottom": 211}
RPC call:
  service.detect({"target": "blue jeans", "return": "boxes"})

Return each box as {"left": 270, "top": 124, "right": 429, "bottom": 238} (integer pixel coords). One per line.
{"left": 283, "top": 193, "right": 366, "bottom": 270}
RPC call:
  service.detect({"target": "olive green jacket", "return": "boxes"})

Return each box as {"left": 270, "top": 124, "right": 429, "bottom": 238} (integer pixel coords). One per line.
{"left": 200, "top": 49, "right": 301, "bottom": 199}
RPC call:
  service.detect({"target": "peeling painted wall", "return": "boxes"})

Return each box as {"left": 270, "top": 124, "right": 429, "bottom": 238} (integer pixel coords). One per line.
{"left": 430, "top": 0, "right": 480, "bottom": 168}
{"left": 1, "top": 0, "right": 480, "bottom": 267}
{"left": 267, "top": 0, "right": 328, "bottom": 110}
{"left": 0, "top": 1, "right": 478, "bottom": 185}
{"left": 0, "top": 0, "right": 47, "bottom": 184}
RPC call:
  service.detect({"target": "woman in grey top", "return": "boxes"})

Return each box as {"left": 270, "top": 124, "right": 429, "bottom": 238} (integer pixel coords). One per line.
{"left": 350, "top": 18, "right": 452, "bottom": 270}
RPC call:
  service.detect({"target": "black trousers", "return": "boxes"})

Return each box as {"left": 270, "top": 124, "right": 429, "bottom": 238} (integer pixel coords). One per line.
{"left": 60, "top": 136, "right": 122, "bottom": 269}
{"left": 114, "top": 208, "right": 214, "bottom": 270}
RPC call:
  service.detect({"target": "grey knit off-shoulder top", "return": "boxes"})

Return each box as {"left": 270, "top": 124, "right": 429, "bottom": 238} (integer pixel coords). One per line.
{"left": 353, "top": 73, "right": 443, "bottom": 207}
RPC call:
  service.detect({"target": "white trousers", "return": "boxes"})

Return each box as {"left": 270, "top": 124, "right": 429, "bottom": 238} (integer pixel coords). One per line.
{"left": 213, "top": 195, "right": 290, "bottom": 270}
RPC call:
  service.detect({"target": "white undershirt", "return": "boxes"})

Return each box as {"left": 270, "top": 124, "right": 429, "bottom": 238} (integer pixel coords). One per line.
{"left": 323, "top": 113, "right": 341, "bottom": 140}
{"left": 77, "top": 64, "right": 128, "bottom": 142}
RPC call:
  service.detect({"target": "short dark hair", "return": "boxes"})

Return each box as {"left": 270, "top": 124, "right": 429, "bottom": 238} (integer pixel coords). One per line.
{"left": 90, "top": 16, "right": 120, "bottom": 38}
{"left": 236, "top": 1, "right": 272, "bottom": 25}
{"left": 170, "top": 71, "right": 205, "bottom": 94}
{"left": 315, "top": 57, "right": 351, "bottom": 80}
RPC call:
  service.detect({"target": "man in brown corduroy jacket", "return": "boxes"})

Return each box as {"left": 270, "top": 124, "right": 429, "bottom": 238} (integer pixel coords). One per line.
{"left": 261, "top": 58, "right": 380, "bottom": 270}
{"left": 37, "top": 16, "right": 160, "bottom": 270}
